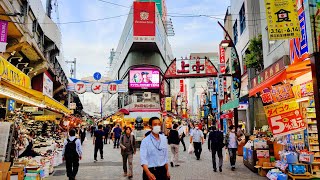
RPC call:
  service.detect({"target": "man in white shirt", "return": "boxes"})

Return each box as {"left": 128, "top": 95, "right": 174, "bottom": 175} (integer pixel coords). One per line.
{"left": 177, "top": 121, "right": 186, "bottom": 151}
{"left": 190, "top": 123, "right": 204, "bottom": 160}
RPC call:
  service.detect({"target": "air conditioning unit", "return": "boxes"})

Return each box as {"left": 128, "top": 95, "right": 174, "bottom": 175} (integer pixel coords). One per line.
{"left": 143, "top": 92, "right": 152, "bottom": 99}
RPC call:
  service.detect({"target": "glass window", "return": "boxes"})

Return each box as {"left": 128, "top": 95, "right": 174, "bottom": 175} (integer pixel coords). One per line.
{"left": 239, "top": 4, "right": 246, "bottom": 34}
{"left": 233, "top": 20, "right": 238, "bottom": 45}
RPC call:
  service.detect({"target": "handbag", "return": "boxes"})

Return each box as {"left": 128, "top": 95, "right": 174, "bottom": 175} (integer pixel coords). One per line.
{"left": 188, "top": 144, "right": 194, "bottom": 154}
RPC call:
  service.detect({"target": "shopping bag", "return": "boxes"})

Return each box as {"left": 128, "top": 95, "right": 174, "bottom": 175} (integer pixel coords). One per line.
{"left": 224, "top": 149, "right": 229, "bottom": 161}
{"left": 188, "top": 144, "right": 194, "bottom": 154}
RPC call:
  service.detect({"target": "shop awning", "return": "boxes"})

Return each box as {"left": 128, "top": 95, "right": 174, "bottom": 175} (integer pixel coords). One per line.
{"left": 124, "top": 112, "right": 160, "bottom": 119}
{"left": 44, "top": 96, "right": 72, "bottom": 115}
{"left": 249, "top": 70, "right": 287, "bottom": 97}
{"left": 286, "top": 60, "right": 311, "bottom": 80}
{"left": 118, "top": 108, "right": 130, "bottom": 115}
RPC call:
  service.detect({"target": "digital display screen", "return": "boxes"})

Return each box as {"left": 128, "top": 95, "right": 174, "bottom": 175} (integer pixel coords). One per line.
{"left": 129, "top": 69, "right": 160, "bottom": 89}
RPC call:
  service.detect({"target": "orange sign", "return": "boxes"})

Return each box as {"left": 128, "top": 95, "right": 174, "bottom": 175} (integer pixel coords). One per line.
{"left": 264, "top": 99, "right": 299, "bottom": 117}
{"left": 271, "top": 83, "right": 294, "bottom": 102}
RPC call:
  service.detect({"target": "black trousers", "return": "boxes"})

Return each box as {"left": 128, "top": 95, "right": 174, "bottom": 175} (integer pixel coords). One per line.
{"left": 212, "top": 148, "right": 223, "bottom": 170}
{"left": 193, "top": 142, "right": 202, "bottom": 159}
{"left": 104, "top": 134, "right": 109, "bottom": 144}
{"left": 114, "top": 137, "right": 120, "bottom": 148}
{"left": 143, "top": 166, "right": 169, "bottom": 180}
{"left": 65, "top": 157, "right": 79, "bottom": 180}
{"left": 228, "top": 148, "right": 237, "bottom": 167}
{"left": 94, "top": 143, "right": 103, "bottom": 160}
{"left": 180, "top": 137, "right": 186, "bottom": 151}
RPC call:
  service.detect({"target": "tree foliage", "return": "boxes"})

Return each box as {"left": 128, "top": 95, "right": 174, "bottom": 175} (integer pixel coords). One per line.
{"left": 244, "top": 34, "right": 264, "bottom": 72}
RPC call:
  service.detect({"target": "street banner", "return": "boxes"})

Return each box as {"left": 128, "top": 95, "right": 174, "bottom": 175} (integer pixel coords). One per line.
{"left": 0, "top": 20, "right": 8, "bottom": 52}
{"left": 264, "top": 99, "right": 299, "bottom": 117}
{"left": 264, "top": 0, "right": 301, "bottom": 40}
{"left": 218, "top": 77, "right": 224, "bottom": 100}
{"left": 165, "top": 97, "right": 172, "bottom": 111}
{"left": 289, "top": 0, "right": 309, "bottom": 64}
{"left": 219, "top": 46, "right": 225, "bottom": 63}
{"left": 180, "top": 79, "right": 184, "bottom": 92}
{"left": 133, "top": 2, "right": 156, "bottom": 41}
{"left": 267, "top": 109, "right": 306, "bottom": 137}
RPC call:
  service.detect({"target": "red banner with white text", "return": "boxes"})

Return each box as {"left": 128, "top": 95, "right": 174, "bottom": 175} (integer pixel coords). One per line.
{"left": 133, "top": 2, "right": 156, "bottom": 37}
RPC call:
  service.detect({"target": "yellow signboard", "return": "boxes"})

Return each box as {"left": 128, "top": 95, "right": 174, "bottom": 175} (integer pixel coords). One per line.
{"left": 35, "top": 115, "right": 56, "bottom": 121}
{"left": 0, "top": 56, "right": 31, "bottom": 88}
{"left": 264, "top": 99, "right": 299, "bottom": 117}
{"left": 165, "top": 97, "right": 172, "bottom": 111}
{"left": 264, "top": 0, "right": 301, "bottom": 40}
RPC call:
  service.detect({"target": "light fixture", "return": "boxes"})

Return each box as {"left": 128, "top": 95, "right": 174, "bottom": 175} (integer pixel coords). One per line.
{"left": 220, "top": 39, "right": 232, "bottom": 48}
{"left": 16, "top": 63, "right": 28, "bottom": 68}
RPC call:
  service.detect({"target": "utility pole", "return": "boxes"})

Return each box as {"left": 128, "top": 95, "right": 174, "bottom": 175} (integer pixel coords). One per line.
{"left": 66, "top": 58, "right": 77, "bottom": 109}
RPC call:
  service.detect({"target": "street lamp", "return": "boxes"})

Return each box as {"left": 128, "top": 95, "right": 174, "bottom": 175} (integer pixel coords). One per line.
{"left": 220, "top": 39, "right": 232, "bottom": 48}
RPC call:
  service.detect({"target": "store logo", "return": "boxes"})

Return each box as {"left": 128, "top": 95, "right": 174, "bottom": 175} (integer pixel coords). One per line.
{"left": 140, "top": 11, "right": 149, "bottom": 21}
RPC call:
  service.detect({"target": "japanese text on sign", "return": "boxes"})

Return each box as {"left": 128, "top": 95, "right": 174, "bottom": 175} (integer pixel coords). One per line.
{"left": 264, "top": 99, "right": 299, "bottom": 117}
{"left": 268, "top": 110, "right": 306, "bottom": 137}
{"left": 264, "top": 0, "right": 301, "bottom": 40}
{"left": 271, "top": 83, "right": 294, "bottom": 102}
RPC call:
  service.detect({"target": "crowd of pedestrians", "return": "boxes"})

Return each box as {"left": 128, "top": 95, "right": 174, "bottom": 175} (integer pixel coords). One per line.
{"left": 61, "top": 117, "right": 244, "bottom": 180}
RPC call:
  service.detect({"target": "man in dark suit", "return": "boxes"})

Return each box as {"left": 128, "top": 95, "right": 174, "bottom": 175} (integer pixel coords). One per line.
{"left": 208, "top": 126, "right": 224, "bottom": 172}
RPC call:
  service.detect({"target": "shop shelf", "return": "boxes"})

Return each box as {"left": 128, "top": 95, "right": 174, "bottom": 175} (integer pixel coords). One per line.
{"left": 310, "top": 143, "right": 320, "bottom": 145}
{"left": 308, "top": 123, "right": 317, "bottom": 125}
{"left": 312, "top": 162, "right": 320, "bottom": 164}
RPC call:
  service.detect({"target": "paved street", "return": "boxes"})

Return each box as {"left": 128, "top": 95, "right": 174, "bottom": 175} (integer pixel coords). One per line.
{"left": 49, "top": 134, "right": 265, "bottom": 180}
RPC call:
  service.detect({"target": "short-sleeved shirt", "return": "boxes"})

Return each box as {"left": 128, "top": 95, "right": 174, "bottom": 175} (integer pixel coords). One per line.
{"left": 191, "top": 129, "right": 204, "bottom": 142}
{"left": 113, "top": 127, "right": 122, "bottom": 138}
{"left": 94, "top": 130, "right": 105, "bottom": 144}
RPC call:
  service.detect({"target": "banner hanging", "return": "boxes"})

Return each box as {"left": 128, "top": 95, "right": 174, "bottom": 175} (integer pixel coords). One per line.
{"left": 264, "top": 0, "right": 301, "bottom": 40}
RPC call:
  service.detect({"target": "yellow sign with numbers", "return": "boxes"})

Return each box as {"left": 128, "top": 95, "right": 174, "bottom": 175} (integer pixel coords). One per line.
{"left": 264, "top": 0, "right": 301, "bottom": 40}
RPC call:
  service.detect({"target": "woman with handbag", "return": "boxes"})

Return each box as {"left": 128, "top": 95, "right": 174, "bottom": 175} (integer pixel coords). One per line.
{"left": 120, "top": 127, "right": 136, "bottom": 179}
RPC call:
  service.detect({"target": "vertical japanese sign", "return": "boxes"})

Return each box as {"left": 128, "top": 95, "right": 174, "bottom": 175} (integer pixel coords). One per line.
{"left": 165, "top": 97, "right": 172, "bottom": 111}
{"left": 264, "top": 99, "right": 306, "bottom": 137}
{"left": 218, "top": 78, "right": 224, "bottom": 100}
{"left": 0, "top": 20, "right": 8, "bottom": 52}
{"left": 179, "top": 79, "right": 184, "bottom": 92}
{"left": 219, "top": 46, "right": 225, "bottom": 63}
{"left": 264, "top": 0, "right": 301, "bottom": 40}
{"left": 133, "top": 2, "right": 156, "bottom": 41}
{"left": 43, "top": 73, "right": 53, "bottom": 97}
{"left": 289, "top": 0, "right": 309, "bottom": 64}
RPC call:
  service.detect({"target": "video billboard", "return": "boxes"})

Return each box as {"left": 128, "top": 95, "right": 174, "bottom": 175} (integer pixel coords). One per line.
{"left": 129, "top": 69, "right": 160, "bottom": 89}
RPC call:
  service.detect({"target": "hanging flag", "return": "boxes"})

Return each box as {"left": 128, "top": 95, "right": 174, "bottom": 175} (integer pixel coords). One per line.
{"left": 264, "top": 0, "right": 301, "bottom": 40}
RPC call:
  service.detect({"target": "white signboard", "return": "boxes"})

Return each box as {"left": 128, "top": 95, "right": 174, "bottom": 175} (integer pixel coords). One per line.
{"left": 218, "top": 77, "right": 224, "bottom": 100}
{"left": 43, "top": 73, "right": 53, "bottom": 97}
{"left": 107, "top": 83, "right": 119, "bottom": 94}
{"left": 74, "top": 82, "right": 86, "bottom": 94}
{"left": 91, "top": 82, "right": 103, "bottom": 94}
{"left": 0, "top": 122, "right": 11, "bottom": 161}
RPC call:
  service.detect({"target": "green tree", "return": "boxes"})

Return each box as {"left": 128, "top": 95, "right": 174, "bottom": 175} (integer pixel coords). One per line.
{"left": 244, "top": 34, "right": 264, "bottom": 72}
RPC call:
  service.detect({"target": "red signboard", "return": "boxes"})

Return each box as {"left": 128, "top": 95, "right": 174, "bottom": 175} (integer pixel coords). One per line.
{"left": 268, "top": 110, "right": 306, "bottom": 137}
{"left": 180, "top": 80, "right": 184, "bottom": 92}
{"left": 220, "top": 64, "right": 226, "bottom": 74}
{"left": 133, "top": 2, "right": 156, "bottom": 37}
{"left": 220, "top": 46, "right": 225, "bottom": 63}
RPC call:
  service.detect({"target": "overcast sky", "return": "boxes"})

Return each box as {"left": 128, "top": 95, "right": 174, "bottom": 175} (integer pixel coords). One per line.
{"left": 41, "top": 0, "right": 229, "bottom": 112}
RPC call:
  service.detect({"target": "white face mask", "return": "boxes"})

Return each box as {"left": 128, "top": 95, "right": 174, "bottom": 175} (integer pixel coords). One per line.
{"left": 152, "top": 126, "right": 161, "bottom": 134}
{"left": 195, "top": 127, "right": 199, "bottom": 130}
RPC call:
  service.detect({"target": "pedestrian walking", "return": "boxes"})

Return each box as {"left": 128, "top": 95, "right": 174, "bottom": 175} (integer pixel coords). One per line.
{"left": 104, "top": 125, "right": 110, "bottom": 144}
{"left": 208, "top": 126, "right": 224, "bottom": 172}
{"left": 91, "top": 125, "right": 96, "bottom": 137}
{"left": 203, "top": 124, "right": 208, "bottom": 140}
{"left": 113, "top": 124, "right": 122, "bottom": 148}
{"left": 79, "top": 125, "right": 86, "bottom": 145}
{"left": 178, "top": 122, "right": 186, "bottom": 151}
{"left": 190, "top": 123, "right": 204, "bottom": 160}
{"left": 62, "top": 129, "right": 82, "bottom": 180}
{"left": 168, "top": 123, "right": 180, "bottom": 167}
{"left": 140, "top": 117, "right": 170, "bottom": 180}
{"left": 225, "top": 125, "right": 238, "bottom": 171}
{"left": 93, "top": 124, "right": 105, "bottom": 162}
{"left": 120, "top": 127, "right": 136, "bottom": 179}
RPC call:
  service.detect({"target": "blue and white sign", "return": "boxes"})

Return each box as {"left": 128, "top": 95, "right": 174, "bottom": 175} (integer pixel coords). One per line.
{"left": 93, "top": 72, "right": 102, "bottom": 81}
{"left": 8, "top": 99, "right": 15, "bottom": 111}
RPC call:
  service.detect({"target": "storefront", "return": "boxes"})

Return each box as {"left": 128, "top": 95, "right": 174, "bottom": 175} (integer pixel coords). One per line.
{"left": 246, "top": 58, "right": 319, "bottom": 179}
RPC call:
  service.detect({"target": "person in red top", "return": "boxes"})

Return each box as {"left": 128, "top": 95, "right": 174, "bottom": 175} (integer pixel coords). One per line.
{"left": 198, "top": 123, "right": 203, "bottom": 132}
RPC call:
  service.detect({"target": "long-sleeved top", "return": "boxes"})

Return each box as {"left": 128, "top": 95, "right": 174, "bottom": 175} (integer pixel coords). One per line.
{"left": 168, "top": 129, "right": 180, "bottom": 145}
{"left": 208, "top": 130, "right": 224, "bottom": 150}
{"left": 62, "top": 136, "right": 82, "bottom": 157}
{"left": 140, "top": 133, "right": 168, "bottom": 168}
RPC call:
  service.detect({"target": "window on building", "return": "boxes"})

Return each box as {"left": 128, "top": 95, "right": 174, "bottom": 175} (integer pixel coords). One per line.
{"left": 233, "top": 20, "right": 238, "bottom": 45}
{"left": 239, "top": 3, "right": 246, "bottom": 34}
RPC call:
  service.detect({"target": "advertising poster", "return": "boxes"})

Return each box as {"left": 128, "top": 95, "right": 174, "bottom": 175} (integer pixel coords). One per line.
{"left": 129, "top": 69, "right": 160, "bottom": 89}
{"left": 165, "top": 97, "right": 172, "bottom": 111}
{"left": 43, "top": 73, "right": 53, "bottom": 97}
{"left": 0, "top": 20, "right": 8, "bottom": 52}
{"left": 264, "top": 0, "right": 301, "bottom": 40}
{"left": 133, "top": 2, "right": 156, "bottom": 38}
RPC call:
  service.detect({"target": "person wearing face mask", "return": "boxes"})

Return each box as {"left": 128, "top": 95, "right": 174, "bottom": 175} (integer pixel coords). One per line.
{"left": 225, "top": 125, "right": 238, "bottom": 171}
{"left": 190, "top": 123, "right": 204, "bottom": 160}
{"left": 140, "top": 117, "right": 170, "bottom": 180}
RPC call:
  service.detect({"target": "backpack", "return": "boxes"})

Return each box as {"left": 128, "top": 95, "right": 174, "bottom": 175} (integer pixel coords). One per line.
{"left": 64, "top": 138, "right": 79, "bottom": 159}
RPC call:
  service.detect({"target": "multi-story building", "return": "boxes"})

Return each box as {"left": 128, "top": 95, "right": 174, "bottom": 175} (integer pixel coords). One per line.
{"left": 0, "top": 0, "right": 78, "bottom": 115}
{"left": 106, "top": 1, "right": 174, "bottom": 126}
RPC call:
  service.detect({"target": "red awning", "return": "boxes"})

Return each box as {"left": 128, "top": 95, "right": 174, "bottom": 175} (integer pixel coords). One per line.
{"left": 118, "top": 108, "right": 130, "bottom": 115}
{"left": 249, "top": 70, "right": 287, "bottom": 97}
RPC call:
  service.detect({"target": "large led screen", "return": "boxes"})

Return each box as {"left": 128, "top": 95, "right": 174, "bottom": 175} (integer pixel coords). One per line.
{"left": 129, "top": 69, "right": 160, "bottom": 89}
